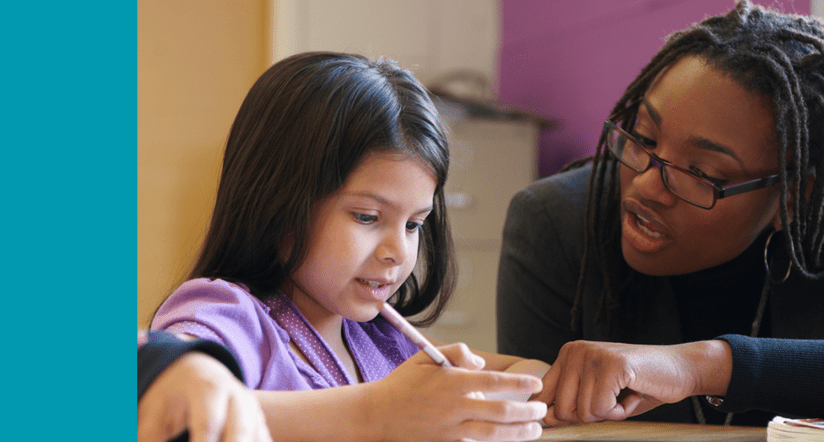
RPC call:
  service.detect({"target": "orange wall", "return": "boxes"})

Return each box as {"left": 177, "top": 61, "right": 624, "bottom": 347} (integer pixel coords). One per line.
{"left": 138, "top": 0, "right": 271, "bottom": 327}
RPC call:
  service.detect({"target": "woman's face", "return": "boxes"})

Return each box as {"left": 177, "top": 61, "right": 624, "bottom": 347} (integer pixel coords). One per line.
{"left": 620, "top": 55, "right": 781, "bottom": 276}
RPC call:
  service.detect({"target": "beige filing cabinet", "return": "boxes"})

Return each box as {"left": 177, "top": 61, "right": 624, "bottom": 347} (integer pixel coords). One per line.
{"left": 420, "top": 102, "right": 543, "bottom": 353}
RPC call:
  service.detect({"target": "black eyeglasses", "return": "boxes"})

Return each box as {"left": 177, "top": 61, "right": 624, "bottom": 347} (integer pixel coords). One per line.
{"left": 603, "top": 120, "right": 780, "bottom": 209}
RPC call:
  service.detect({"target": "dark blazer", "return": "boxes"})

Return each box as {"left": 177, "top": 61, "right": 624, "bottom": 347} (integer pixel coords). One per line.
{"left": 496, "top": 164, "right": 824, "bottom": 422}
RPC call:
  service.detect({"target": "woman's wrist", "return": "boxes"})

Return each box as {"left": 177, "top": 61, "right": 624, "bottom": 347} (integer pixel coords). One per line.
{"left": 688, "top": 340, "right": 733, "bottom": 397}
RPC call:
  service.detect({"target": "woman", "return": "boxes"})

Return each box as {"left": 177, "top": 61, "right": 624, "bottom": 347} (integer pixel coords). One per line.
{"left": 497, "top": 0, "right": 824, "bottom": 426}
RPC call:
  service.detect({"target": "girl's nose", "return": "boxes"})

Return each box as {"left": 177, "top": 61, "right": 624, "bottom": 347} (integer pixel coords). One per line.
{"left": 377, "top": 229, "right": 411, "bottom": 265}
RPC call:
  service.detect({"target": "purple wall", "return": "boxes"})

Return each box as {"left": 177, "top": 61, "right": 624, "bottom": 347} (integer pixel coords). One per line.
{"left": 498, "top": 0, "right": 810, "bottom": 177}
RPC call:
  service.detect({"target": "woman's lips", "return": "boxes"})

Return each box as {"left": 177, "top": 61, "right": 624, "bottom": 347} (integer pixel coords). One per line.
{"left": 635, "top": 213, "right": 663, "bottom": 237}
{"left": 622, "top": 200, "right": 671, "bottom": 253}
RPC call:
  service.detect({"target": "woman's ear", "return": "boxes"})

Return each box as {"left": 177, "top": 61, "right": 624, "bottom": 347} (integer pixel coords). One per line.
{"left": 772, "top": 192, "right": 792, "bottom": 232}
{"left": 772, "top": 213, "right": 783, "bottom": 231}
{"left": 772, "top": 174, "right": 815, "bottom": 231}
{"left": 771, "top": 187, "right": 788, "bottom": 232}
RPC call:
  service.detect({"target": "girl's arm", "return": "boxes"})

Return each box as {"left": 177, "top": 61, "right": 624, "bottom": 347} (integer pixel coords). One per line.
{"left": 254, "top": 344, "right": 547, "bottom": 442}
{"left": 428, "top": 337, "right": 552, "bottom": 375}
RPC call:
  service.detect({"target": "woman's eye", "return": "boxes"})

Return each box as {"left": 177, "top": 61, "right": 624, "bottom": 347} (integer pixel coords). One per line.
{"left": 689, "top": 166, "right": 727, "bottom": 186}
{"left": 406, "top": 221, "right": 423, "bottom": 233}
{"left": 633, "top": 132, "right": 657, "bottom": 148}
{"left": 354, "top": 213, "right": 378, "bottom": 224}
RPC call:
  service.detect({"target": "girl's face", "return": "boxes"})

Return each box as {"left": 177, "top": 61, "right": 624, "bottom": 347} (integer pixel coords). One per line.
{"left": 288, "top": 151, "right": 437, "bottom": 327}
{"left": 620, "top": 55, "right": 781, "bottom": 276}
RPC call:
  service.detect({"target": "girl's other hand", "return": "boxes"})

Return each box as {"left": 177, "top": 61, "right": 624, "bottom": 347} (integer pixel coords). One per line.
{"left": 369, "top": 342, "right": 547, "bottom": 442}
{"left": 137, "top": 351, "right": 273, "bottom": 442}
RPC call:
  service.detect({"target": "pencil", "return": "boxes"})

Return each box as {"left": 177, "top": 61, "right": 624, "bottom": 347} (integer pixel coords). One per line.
{"left": 379, "top": 302, "right": 453, "bottom": 367}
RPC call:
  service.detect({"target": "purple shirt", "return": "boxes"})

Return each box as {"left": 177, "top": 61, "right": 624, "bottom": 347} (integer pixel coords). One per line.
{"left": 151, "top": 278, "right": 421, "bottom": 390}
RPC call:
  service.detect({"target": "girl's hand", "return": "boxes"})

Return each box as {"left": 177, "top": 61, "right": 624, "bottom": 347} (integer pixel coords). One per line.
{"left": 535, "top": 340, "right": 732, "bottom": 426}
{"left": 138, "top": 351, "right": 273, "bottom": 442}
{"left": 368, "top": 343, "right": 547, "bottom": 442}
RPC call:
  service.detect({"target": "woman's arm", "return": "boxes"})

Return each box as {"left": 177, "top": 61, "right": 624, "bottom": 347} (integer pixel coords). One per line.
{"left": 537, "top": 336, "right": 824, "bottom": 426}
{"left": 137, "top": 330, "right": 273, "bottom": 442}
{"left": 535, "top": 339, "right": 733, "bottom": 426}
{"left": 497, "top": 170, "right": 591, "bottom": 364}
{"left": 716, "top": 334, "right": 824, "bottom": 417}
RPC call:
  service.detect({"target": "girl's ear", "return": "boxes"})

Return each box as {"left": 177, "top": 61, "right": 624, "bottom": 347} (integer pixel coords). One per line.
{"left": 279, "top": 233, "right": 296, "bottom": 263}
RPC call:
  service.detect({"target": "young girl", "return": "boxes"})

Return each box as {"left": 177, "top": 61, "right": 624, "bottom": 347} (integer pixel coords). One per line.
{"left": 496, "top": 0, "right": 824, "bottom": 427}
{"left": 152, "top": 52, "right": 548, "bottom": 441}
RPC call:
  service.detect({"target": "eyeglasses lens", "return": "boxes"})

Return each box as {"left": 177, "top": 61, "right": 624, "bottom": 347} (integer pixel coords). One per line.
{"left": 663, "top": 168, "right": 712, "bottom": 207}
{"left": 606, "top": 124, "right": 648, "bottom": 172}
{"left": 607, "top": 123, "right": 714, "bottom": 208}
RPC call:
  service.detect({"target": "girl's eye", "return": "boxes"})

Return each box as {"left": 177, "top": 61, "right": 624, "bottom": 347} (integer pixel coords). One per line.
{"left": 354, "top": 213, "right": 378, "bottom": 224}
{"left": 406, "top": 221, "right": 423, "bottom": 233}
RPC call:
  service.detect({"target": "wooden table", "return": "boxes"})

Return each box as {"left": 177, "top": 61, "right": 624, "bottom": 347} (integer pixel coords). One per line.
{"left": 538, "top": 421, "right": 766, "bottom": 441}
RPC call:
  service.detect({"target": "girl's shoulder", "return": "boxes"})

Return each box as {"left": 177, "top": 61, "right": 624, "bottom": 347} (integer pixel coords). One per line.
{"left": 166, "top": 278, "right": 267, "bottom": 309}
{"left": 152, "top": 278, "right": 279, "bottom": 342}
{"left": 175, "top": 277, "right": 253, "bottom": 295}
{"left": 152, "top": 278, "right": 294, "bottom": 388}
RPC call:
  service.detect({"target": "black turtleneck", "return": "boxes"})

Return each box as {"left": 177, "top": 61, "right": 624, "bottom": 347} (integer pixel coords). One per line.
{"left": 669, "top": 230, "right": 774, "bottom": 426}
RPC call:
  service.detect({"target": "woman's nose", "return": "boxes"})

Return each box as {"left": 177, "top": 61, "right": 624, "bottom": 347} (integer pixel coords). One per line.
{"left": 631, "top": 162, "right": 678, "bottom": 206}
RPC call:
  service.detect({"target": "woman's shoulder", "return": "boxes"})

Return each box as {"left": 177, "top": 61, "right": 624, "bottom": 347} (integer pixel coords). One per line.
{"left": 505, "top": 163, "right": 594, "bottom": 237}
{"left": 525, "top": 163, "right": 592, "bottom": 206}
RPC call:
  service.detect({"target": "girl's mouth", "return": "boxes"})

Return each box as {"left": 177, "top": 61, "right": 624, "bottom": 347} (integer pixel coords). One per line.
{"left": 357, "top": 278, "right": 386, "bottom": 288}
{"left": 356, "top": 278, "right": 394, "bottom": 302}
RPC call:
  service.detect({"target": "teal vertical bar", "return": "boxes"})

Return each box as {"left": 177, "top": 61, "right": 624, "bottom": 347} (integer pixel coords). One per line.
{"left": 0, "top": 1, "right": 135, "bottom": 440}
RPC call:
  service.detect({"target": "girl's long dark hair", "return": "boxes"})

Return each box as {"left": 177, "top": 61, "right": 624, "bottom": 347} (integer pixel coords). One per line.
{"left": 570, "top": 0, "right": 824, "bottom": 332}
{"left": 185, "top": 52, "right": 455, "bottom": 326}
